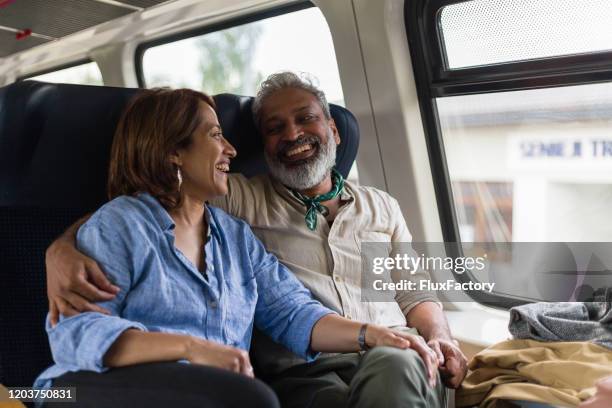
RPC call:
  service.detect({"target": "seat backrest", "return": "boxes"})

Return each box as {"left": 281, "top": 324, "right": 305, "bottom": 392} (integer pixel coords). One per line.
{"left": 0, "top": 81, "right": 359, "bottom": 387}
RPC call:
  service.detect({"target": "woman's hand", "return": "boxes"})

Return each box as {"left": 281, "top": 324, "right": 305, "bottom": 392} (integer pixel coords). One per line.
{"left": 365, "top": 325, "right": 440, "bottom": 387}
{"left": 186, "top": 337, "right": 254, "bottom": 378}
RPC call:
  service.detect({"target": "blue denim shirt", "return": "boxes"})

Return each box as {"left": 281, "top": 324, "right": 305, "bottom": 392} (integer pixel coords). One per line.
{"left": 34, "top": 192, "right": 333, "bottom": 388}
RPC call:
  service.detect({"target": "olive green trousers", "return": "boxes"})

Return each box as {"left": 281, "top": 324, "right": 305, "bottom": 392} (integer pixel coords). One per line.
{"left": 269, "top": 346, "right": 448, "bottom": 408}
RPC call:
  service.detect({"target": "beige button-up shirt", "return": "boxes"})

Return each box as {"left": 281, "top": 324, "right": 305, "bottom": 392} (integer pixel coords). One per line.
{"left": 210, "top": 173, "right": 438, "bottom": 373}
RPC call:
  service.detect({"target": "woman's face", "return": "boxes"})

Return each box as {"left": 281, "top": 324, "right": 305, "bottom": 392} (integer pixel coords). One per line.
{"left": 175, "top": 101, "right": 237, "bottom": 200}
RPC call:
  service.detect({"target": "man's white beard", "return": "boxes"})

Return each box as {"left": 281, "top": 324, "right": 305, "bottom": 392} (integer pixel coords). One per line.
{"left": 265, "top": 129, "right": 337, "bottom": 191}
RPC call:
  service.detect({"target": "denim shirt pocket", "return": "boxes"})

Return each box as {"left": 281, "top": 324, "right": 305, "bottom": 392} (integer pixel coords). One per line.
{"left": 224, "top": 277, "right": 257, "bottom": 344}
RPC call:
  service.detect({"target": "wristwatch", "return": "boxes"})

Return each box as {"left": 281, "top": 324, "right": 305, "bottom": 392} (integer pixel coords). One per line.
{"left": 358, "top": 323, "right": 370, "bottom": 351}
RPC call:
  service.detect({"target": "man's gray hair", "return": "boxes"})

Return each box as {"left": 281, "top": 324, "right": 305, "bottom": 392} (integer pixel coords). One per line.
{"left": 252, "top": 71, "right": 331, "bottom": 128}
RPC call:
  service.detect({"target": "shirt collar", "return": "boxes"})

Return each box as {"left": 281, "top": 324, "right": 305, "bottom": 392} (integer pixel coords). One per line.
{"left": 137, "top": 192, "right": 215, "bottom": 240}
{"left": 138, "top": 192, "right": 175, "bottom": 232}
{"left": 339, "top": 181, "right": 354, "bottom": 202}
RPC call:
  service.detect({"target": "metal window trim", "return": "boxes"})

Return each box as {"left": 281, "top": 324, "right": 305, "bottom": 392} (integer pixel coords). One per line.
{"left": 423, "top": 0, "right": 612, "bottom": 96}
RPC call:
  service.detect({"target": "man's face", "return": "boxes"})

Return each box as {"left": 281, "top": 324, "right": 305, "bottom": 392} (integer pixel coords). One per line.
{"left": 259, "top": 87, "right": 340, "bottom": 190}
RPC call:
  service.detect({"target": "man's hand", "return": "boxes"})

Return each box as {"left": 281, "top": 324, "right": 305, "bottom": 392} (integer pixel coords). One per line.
{"left": 46, "top": 238, "right": 120, "bottom": 326}
{"left": 427, "top": 338, "right": 468, "bottom": 389}
{"left": 366, "top": 325, "right": 440, "bottom": 387}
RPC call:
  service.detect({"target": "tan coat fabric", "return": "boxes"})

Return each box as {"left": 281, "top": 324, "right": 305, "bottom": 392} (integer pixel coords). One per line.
{"left": 457, "top": 340, "right": 612, "bottom": 408}
{"left": 0, "top": 385, "right": 26, "bottom": 408}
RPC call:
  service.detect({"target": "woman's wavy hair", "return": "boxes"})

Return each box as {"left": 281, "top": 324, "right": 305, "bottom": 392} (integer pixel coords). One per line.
{"left": 108, "top": 88, "right": 216, "bottom": 209}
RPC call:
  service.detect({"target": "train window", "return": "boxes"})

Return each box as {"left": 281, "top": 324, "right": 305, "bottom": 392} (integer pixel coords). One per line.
{"left": 438, "top": 82, "right": 612, "bottom": 243}
{"left": 408, "top": 0, "right": 612, "bottom": 306}
{"left": 139, "top": 6, "right": 344, "bottom": 107}
{"left": 24, "top": 61, "right": 103, "bottom": 85}
{"left": 440, "top": 0, "right": 612, "bottom": 69}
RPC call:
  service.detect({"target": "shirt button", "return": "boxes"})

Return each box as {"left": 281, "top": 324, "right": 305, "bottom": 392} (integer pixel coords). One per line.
{"left": 346, "top": 314, "right": 353, "bottom": 320}
{"left": 334, "top": 275, "right": 342, "bottom": 282}
{"left": 209, "top": 301, "right": 218, "bottom": 308}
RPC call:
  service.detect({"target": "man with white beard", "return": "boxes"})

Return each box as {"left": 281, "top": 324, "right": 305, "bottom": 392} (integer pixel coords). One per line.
{"left": 46, "top": 72, "right": 466, "bottom": 407}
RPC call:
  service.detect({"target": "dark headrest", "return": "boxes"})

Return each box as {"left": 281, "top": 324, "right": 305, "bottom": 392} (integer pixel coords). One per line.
{"left": 0, "top": 81, "right": 359, "bottom": 210}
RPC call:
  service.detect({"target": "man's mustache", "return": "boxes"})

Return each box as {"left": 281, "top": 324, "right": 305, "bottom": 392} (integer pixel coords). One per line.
{"left": 277, "top": 134, "right": 321, "bottom": 157}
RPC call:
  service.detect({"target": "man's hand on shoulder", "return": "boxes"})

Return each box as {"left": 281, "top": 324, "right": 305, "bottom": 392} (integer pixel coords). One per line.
{"left": 426, "top": 337, "right": 468, "bottom": 389}
{"left": 46, "top": 235, "right": 120, "bottom": 326}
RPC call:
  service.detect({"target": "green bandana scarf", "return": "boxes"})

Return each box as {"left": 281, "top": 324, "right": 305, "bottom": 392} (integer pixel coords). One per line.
{"left": 291, "top": 168, "right": 345, "bottom": 231}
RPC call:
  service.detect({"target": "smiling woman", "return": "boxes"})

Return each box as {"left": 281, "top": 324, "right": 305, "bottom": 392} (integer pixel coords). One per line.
{"left": 107, "top": 89, "right": 237, "bottom": 272}
{"left": 107, "top": 89, "right": 227, "bottom": 208}
{"left": 169, "top": 101, "right": 235, "bottom": 203}
{"left": 33, "top": 88, "right": 315, "bottom": 407}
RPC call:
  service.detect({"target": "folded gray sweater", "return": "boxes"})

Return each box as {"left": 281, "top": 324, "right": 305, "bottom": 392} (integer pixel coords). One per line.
{"left": 508, "top": 287, "right": 612, "bottom": 350}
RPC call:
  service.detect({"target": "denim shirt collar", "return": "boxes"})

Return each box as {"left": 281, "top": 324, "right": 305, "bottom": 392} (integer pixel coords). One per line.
{"left": 136, "top": 192, "right": 215, "bottom": 240}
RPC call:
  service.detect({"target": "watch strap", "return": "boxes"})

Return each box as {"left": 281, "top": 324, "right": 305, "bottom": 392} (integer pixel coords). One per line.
{"left": 358, "top": 323, "right": 370, "bottom": 351}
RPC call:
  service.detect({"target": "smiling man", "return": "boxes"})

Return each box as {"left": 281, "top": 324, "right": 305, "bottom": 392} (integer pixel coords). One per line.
{"left": 46, "top": 72, "right": 466, "bottom": 407}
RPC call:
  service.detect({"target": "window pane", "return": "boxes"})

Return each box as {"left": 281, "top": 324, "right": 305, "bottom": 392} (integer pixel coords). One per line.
{"left": 27, "top": 62, "right": 103, "bottom": 85}
{"left": 142, "top": 7, "right": 344, "bottom": 106}
{"left": 440, "top": 0, "right": 612, "bottom": 69}
{"left": 438, "top": 82, "right": 612, "bottom": 243}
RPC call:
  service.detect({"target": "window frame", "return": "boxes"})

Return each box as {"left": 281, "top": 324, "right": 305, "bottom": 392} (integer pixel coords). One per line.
{"left": 414, "top": 0, "right": 612, "bottom": 97}
{"left": 18, "top": 58, "right": 100, "bottom": 82}
{"left": 405, "top": 0, "right": 612, "bottom": 308}
{"left": 134, "top": 1, "right": 314, "bottom": 88}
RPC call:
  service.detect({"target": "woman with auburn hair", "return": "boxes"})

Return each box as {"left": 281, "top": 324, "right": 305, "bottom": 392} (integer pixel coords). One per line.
{"left": 34, "top": 88, "right": 432, "bottom": 408}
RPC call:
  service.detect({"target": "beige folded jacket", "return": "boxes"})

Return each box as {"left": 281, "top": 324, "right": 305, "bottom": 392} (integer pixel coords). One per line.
{"left": 0, "top": 384, "right": 26, "bottom": 408}
{"left": 456, "top": 339, "right": 612, "bottom": 408}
